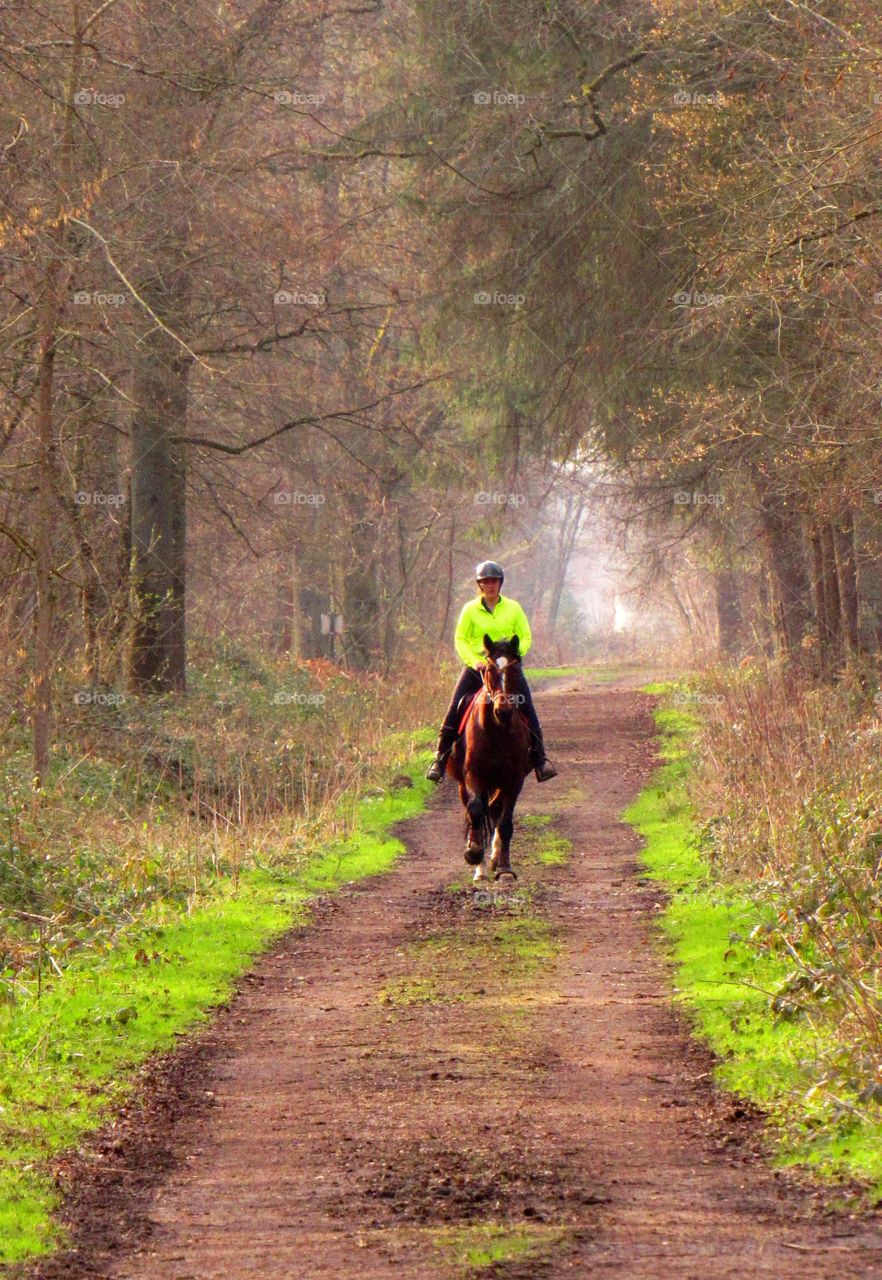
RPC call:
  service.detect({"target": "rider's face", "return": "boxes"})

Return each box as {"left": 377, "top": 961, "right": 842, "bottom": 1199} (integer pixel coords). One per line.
{"left": 479, "top": 577, "right": 502, "bottom": 601}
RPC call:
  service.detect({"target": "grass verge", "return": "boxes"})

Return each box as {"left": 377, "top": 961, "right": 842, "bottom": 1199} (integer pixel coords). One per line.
{"left": 525, "top": 662, "right": 629, "bottom": 682}
{"left": 625, "top": 689, "right": 882, "bottom": 1201}
{"left": 433, "top": 1223, "right": 571, "bottom": 1274}
{"left": 0, "top": 739, "right": 434, "bottom": 1267}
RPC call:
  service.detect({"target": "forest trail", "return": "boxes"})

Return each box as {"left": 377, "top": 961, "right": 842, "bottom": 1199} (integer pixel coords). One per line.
{"left": 34, "top": 679, "right": 882, "bottom": 1279}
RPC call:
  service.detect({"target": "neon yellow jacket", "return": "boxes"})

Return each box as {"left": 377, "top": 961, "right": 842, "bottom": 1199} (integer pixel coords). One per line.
{"left": 454, "top": 594, "right": 533, "bottom": 667}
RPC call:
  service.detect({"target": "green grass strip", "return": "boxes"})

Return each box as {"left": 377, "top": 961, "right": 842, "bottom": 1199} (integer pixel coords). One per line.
{"left": 525, "top": 663, "right": 627, "bottom": 682}
{"left": 0, "top": 747, "right": 434, "bottom": 1265}
{"left": 433, "top": 1223, "right": 571, "bottom": 1274}
{"left": 625, "top": 693, "right": 882, "bottom": 1202}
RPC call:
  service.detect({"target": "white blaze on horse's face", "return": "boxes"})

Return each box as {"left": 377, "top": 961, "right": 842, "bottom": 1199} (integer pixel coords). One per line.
{"left": 484, "top": 656, "right": 515, "bottom": 719}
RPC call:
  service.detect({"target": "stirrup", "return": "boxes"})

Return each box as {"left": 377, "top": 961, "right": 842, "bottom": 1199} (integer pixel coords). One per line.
{"left": 534, "top": 758, "right": 558, "bottom": 782}
{"left": 426, "top": 746, "right": 453, "bottom": 781}
{"left": 426, "top": 755, "right": 446, "bottom": 781}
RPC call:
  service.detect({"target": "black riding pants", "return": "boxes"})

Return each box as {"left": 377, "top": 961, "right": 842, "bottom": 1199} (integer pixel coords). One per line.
{"left": 436, "top": 665, "right": 544, "bottom": 753}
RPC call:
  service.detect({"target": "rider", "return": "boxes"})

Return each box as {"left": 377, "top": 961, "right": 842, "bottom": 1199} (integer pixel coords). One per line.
{"left": 425, "top": 560, "right": 558, "bottom": 784}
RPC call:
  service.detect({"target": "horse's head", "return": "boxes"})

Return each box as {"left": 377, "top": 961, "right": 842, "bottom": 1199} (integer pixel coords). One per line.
{"left": 481, "top": 633, "right": 522, "bottom": 724}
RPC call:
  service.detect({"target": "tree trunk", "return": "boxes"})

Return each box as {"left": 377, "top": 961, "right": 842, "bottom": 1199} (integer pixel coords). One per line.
{"left": 341, "top": 523, "right": 380, "bottom": 669}
{"left": 438, "top": 517, "right": 456, "bottom": 642}
{"left": 285, "top": 554, "right": 298, "bottom": 655}
{"left": 821, "top": 521, "right": 842, "bottom": 664}
{"left": 129, "top": 308, "right": 189, "bottom": 692}
{"left": 855, "top": 511, "right": 882, "bottom": 654}
{"left": 810, "top": 524, "right": 832, "bottom": 667}
{"left": 548, "top": 495, "right": 584, "bottom": 633}
{"left": 68, "top": 404, "right": 104, "bottom": 685}
{"left": 833, "top": 508, "right": 859, "bottom": 654}
{"left": 32, "top": 7, "right": 83, "bottom": 786}
{"left": 714, "top": 569, "right": 741, "bottom": 657}
{"left": 757, "top": 494, "right": 812, "bottom": 659}
{"left": 754, "top": 568, "right": 776, "bottom": 656}
{"left": 107, "top": 472, "right": 132, "bottom": 674}
{"left": 33, "top": 274, "right": 61, "bottom": 788}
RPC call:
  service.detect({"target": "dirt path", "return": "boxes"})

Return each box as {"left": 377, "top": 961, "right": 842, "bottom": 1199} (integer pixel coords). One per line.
{"left": 33, "top": 682, "right": 882, "bottom": 1278}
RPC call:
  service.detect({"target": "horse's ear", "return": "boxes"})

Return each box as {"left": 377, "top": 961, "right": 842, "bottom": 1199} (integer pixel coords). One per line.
{"left": 510, "top": 634, "right": 520, "bottom": 654}
{"left": 483, "top": 633, "right": 493, "bottom": 654}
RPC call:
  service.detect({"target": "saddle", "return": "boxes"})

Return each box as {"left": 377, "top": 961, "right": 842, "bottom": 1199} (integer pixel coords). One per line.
{"left": 457, "top": 689, "right": 483, "bottom": 735}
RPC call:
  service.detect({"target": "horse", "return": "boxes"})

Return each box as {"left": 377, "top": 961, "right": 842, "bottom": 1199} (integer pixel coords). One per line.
{"left": 447, "top": 633, "right": 532, "bottom": 883}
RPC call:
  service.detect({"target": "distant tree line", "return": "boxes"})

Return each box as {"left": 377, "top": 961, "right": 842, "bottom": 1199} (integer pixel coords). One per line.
{"left": 4, "top": 0, "right": 880, "bottom": 782}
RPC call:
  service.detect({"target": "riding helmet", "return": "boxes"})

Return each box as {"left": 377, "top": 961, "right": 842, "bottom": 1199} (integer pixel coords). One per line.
{"left": 475, "top": 560, "right": 505, "bottom": 583}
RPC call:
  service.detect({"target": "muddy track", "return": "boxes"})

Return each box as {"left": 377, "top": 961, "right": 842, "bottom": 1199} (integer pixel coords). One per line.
{"left": 29, "top": 682, "right": 882, "bottom": 1278}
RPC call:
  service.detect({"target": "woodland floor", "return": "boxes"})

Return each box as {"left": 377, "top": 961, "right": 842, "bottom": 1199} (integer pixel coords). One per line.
{"left": 27, "top": 677, "right": 882, "bottom": 1279}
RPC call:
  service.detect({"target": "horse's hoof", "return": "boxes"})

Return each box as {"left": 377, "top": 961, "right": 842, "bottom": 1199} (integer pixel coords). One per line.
{"left": 494, "top": 869, "right": 518, "bottom": 882}
{"left": 464, "top": 845, "right": 485, "bottom": 866}
{"left": 472, "top": 864, "right": 488, "bottom": 883}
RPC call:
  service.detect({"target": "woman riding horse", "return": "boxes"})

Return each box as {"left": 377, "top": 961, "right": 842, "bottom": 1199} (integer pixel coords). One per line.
{"left": 425, "top": 560, "right": 558, "bottom": 783}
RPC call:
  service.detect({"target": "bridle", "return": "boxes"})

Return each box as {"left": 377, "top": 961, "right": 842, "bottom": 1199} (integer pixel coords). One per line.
{"left": 481, "top": 653, "right": 521, "bottom": 717}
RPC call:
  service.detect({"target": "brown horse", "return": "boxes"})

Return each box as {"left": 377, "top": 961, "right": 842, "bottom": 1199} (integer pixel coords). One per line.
{"left": 447, "top": 634, "right": 532, "bottom": 882}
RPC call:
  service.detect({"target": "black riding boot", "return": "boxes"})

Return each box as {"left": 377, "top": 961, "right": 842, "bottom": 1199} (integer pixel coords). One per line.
{"left": 426, "top": 725, "right": 458, "bottom": 782}
{"left": 510, "top": 670, "right": 558, "bottom": 782}
{"left": 529, "top": 731, "right": 558, "bottom": 782}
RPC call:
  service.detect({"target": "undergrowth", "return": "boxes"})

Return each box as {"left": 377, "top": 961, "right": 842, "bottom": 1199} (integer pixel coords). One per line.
{"left": 0, "top": 638, "right": 446, "bottom": 991}
{"left": 0, "top": 633, "right": 448, "bottom": 1263}
{"left": 0, "top": 737, "right": 436, "bottom": 1264}
{"left": 631, "top": 673, "right": 882, "bottom": 1200}
{"left": 692, "top": 664, "right": 882, "bottom": 1113}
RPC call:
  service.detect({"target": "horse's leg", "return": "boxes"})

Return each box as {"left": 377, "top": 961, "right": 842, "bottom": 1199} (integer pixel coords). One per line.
{"left": 493, "top": 785, "right": 523, "bottom": 881}
{"left": 462, "top": 780, "right": 487, "bottom": 867}
{"left": 459, "top": 783, "right": 482, "bottom": 872}
{"left": 487, "top": 790, "right": 504, "bottom": 876}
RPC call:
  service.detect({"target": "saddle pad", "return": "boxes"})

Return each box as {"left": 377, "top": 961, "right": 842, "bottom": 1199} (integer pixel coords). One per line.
{"left": 457, "top": 689, "right": 482, "bottom": 735}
